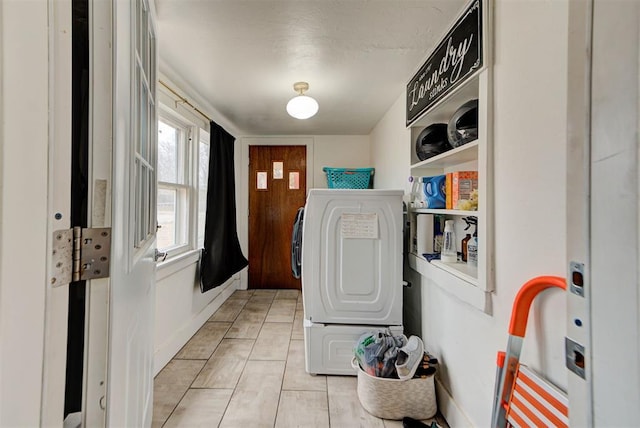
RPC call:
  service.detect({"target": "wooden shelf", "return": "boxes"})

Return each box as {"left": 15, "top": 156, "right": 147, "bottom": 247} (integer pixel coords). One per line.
{"left": 411, "top": 208, "right": 479, "bottom": 217}
{"left": 409, "top": 254, "right": 491, "bottom": 314}
{"left": 406, "top": 68, "right": 492, "bottom": 296}
{"left": 430, "top": 260, "right": 478, "bottom": 286}
{"left": 411, "top": 140, "right": 479, "bottom": 170}
{"left": 405, "top": 0, "right": 493, "bottom": 311}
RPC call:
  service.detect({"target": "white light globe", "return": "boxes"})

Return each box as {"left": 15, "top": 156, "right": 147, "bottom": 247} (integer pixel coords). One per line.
{"left": 286, "top": 95, "right": 319, "bottom": 119}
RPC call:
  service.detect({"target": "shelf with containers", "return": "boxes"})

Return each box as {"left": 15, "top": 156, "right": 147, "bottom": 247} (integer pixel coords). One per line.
{"left": 407, "top": 69, "right": 493, "bottom": 305}
{"left": 404, "top": 0, "right": 493, "bottom": 311}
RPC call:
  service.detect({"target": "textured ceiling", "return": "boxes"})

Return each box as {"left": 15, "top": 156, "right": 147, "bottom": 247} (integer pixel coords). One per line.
{"left": 156, "top": 0, "right": 467, "bottom": 135}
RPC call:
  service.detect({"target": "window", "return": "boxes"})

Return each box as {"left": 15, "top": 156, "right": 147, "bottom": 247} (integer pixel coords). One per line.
{"left": 156, "top": 111, "right": 209, "bottom": 260}
{"left": 132, "top": 0, "right": 156, "bottom": 250}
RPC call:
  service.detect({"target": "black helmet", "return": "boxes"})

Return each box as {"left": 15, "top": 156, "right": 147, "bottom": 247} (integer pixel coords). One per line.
{"left": 415, "top": 123, "right": 452, "bottom": 161}
{"left": 448, "top": 99, "right": 478, "bottom": 148}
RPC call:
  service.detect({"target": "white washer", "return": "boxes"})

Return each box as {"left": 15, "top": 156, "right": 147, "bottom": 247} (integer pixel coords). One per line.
{"left": 301, "top": 189, "right": 403, "bottom": 375}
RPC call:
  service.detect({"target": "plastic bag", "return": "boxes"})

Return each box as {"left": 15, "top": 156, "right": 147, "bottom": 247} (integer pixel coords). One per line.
{"left": 354, "top": 329, "right": 407, "bottom": 378}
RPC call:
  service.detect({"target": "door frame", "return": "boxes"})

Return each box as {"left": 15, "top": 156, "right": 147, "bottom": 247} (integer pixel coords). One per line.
{"left": 42, "top": 0, "right": 113, "bottom": 425}
{"left": 566, "top": 0, "right": 640, "bottom": 425}
{"left": 41, "top": 0, "right": 73, "bottom": 425}
{"left": 565, "top": 0, "right": 593, "bottom": 425}
{"left": 43, "top": 0, "right": 159, "bottom": 425}
{"left": 239, "top": 137, "right": 314, "bottom": 290}
{"left": 81, "top": 0, "right": 114, "bottom": 425}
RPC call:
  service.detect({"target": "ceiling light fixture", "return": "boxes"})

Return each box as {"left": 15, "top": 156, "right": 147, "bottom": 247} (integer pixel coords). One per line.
{"left": 286, "top": 81, "right": 319, "bottom": 120}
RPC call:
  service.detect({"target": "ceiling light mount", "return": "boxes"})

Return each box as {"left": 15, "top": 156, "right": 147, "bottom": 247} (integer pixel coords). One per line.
{"left": 293, "top": 81, "right": 309, "bottom": 94}
{"left": 286, "top": 81, "right": 319, "bottom": 120}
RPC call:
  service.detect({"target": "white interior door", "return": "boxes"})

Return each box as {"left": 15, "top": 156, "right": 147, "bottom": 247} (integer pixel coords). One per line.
{"left": 90, "top": 0, "right": 158, "bottom": 426}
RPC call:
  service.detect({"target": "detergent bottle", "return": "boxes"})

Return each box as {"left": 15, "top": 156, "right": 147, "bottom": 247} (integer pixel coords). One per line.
{"left": 421, "top": 175, "right": 446, "bottom": 209}
{"left": 408, "top": 176, "right": 423, "bottom": 208}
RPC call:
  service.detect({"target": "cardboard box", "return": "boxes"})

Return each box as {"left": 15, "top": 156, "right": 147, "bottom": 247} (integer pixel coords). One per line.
{"left": 451, "top": 171, "right": 478, "bottom": 209}
{"left": 445, "top": 173, "right": 453, "bottom": 209}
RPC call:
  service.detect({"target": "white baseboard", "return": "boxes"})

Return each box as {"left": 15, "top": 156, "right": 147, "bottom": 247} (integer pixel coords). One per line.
{"left": 435, "top": 377, "right": 474, "bottom": 427}
{"left": 153, "top": 279, "right": 238, "bottom": 375}
{"left": 238, "top": 267, "right": 248, "bottom": 290}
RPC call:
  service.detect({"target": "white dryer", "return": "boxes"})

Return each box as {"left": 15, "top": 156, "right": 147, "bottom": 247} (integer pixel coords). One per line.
{"left": 300, "top": 189, "right": 403, "bottom": 375}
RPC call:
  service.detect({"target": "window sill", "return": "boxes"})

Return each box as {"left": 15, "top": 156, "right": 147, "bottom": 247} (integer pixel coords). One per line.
{"left": 156, "top": 249, "right": 201, "bottom": 282}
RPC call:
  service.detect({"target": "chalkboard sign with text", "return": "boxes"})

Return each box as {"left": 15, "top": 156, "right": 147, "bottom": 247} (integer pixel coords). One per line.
{"left": 406, "top": 0, "right": 483, "bottom": 126}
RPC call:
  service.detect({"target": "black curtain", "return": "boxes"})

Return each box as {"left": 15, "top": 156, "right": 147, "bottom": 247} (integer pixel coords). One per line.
{"left": 200, "top": 121, "right": 248, "bottom": 292}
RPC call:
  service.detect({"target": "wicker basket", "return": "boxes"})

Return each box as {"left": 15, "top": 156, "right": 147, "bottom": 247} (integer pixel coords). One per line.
{"left": 351, "top": 358, "right": 437, "bottom": 420}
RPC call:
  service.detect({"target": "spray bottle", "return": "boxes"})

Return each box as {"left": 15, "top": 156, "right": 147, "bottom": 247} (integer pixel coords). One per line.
{"left": 433, "top": 216, "right": 444, "bottom": 253}
{"left": 467, "top": 216, "right": 478, "bottom": 267}
{"left": 461, "top": 217, "right": 473, "bottom": 262}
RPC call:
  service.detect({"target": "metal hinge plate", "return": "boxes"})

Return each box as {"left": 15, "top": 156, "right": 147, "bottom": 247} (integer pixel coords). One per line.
{"left": 51, "top": 227, "right": 111, "bottom": 287}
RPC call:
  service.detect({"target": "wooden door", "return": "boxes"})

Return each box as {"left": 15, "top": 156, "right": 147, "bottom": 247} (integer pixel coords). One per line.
{"left": 249, "top": 146, "right": 306, "bottom": 289}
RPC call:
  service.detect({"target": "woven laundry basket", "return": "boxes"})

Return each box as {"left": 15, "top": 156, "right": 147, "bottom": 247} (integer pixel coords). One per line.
{"left": 351, "top": 358, "right": 437, "bottom": 420}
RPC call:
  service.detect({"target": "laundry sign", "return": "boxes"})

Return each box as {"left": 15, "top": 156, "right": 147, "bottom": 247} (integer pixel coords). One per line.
{"left": 406, "top": 0, "right": 483, "bottom": 126}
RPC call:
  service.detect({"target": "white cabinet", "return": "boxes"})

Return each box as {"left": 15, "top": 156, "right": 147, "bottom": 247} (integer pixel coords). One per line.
{"left": 407, "top": 65, "right": 493, "bottom": 310}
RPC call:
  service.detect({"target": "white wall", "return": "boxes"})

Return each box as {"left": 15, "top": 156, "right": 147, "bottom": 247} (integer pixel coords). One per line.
{"left": 0, "top": 1, "right": 49, "bottom": 425}
{"left": 154, "top": 258, "right": 238, "bottom": 374}
{"left": 153, "top": 75, "right": 244, "bottom": 374}
{"left": 370, "top": 95, "right": 423, "bottom": 336}
{"left": 370, "top": 95, "right": 411, "bottom": 191}
{"left": 369, "top": 2, "right": 569, "bottom": 426}
{"left": 311, "top": 135, "right": 371, "bottom": 188}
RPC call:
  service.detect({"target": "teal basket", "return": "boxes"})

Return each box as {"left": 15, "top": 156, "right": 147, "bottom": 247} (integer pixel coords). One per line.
{"left": 323, "top": 167, "right": 375, "bottom": 189}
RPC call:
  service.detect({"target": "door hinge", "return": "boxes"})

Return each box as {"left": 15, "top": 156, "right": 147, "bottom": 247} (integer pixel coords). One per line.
{"left": 51, "top": 227, "right": 112, "bottom": 287}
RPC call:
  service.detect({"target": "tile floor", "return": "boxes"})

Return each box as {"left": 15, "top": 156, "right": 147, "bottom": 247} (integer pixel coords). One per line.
{"left": 153, "top": 289, "right": 446, "bottom": 428}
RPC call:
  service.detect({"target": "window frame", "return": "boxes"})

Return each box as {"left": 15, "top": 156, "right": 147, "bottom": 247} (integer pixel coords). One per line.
{"left": 196, "top": 129, "right": 210, "bottom": 249}
{"left": 155, "top": 103, "right": 210, "bottom": 262}
{"left": 131, "top": 0, "right": 157, "bottom": 258}
{"left": 156, "top": 110, "right": 195, "bottom": 258}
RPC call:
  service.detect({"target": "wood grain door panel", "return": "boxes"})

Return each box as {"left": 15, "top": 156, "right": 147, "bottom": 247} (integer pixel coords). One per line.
{"left": 249, "top": 146, "right": 306, "bottom": 289}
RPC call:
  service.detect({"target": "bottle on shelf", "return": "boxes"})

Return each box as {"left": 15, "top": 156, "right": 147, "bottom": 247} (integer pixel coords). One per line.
{"left": 461, "top": 216, "right": 477, "bottom": 262}
{"left": 408, "top": 176, "right": 422, "bottom": 208}
{"left": 433, "top": 216, "right": 444, "bottom": 253}
{"left": 441, "top": 219, "right": 457, "bottom": 263}
{"left": 467, "top": 218, "right": 478, "bottom": 267}
{"left": 461, "top": 218, "right": 471, "bottom": 262}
